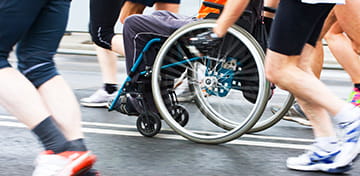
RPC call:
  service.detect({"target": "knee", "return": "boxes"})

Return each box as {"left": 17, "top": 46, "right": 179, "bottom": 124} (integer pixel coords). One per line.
{"left": 89, "top": 23, "right": 114, "bottom": 50}
{"left": 265, "top": 65, "right": 291, "bottom": 91}
{"left": 264, "top": 57, "right": 282, "bottom": 85}
{"left": 265, "top": 64, "right": 280, "bottom": 85}
{"left": 323, "top": 31, "right": 337, "bottom": 44}
{"left": 17, "top": 51, "right": 58, "bottom": 87}
{"left": 123, "top": 14, "right": 143, "bottom": 33}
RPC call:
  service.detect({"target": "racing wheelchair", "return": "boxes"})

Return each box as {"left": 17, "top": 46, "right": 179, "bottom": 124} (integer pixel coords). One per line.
{"left": 108, "top": 1, "right": 294, "bottom": 144}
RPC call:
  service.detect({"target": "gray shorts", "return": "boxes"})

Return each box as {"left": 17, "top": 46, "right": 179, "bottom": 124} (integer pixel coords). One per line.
{"left": 123, "top": 10, "right": 195, "bottom": 74}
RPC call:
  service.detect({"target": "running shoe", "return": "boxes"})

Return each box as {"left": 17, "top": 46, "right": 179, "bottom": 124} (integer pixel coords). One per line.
{"left": 286, "top": 144, "right": 352, "bottom": 173}
{"left": 115, "top": 95, "right": 140, "bottom": 116}
{"left": 347, "top": 88, "right": 360, "bottom": 107}
{"left": 271, "top": 102, "right": 311, "bottom": 126}
{"left": 80, "top": 88, "right": 117, "bottom": 108}
{"left": 332, "top": 114, "right": 360, "bottom": 168}
{"left": 33, "top": 150, "right": 97, "bottom": 176}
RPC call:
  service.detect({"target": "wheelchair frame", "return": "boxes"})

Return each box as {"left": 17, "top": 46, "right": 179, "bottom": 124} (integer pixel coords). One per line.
{"left": 107, "top": 3, "right": 294, "bottom": 144}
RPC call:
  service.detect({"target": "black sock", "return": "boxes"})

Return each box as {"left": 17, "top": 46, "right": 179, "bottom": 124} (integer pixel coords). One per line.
{"left": 354, "top": 83, "right": 360, "bottom": 90}
{"left": 104, "top": 83, "right": 118, "bottom": 94}
{"left": 65, "top": 138, "right": 88, "bottom": 151}
{"left": 263, "top": 17, "right": 273, "bottom": 36}
{"left": 32, "top": 117, "right": 68, "bottom": 154}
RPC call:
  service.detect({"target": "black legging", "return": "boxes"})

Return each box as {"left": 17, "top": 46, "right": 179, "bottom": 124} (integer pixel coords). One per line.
{"left": 89, "top": 0, "right": 181, "bottom": 50}
{"left": 89, "top": 0, "right": 125, "bottom": 50}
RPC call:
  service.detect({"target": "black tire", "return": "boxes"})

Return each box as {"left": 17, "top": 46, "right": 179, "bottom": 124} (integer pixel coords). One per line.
{"left": 136, "top": 112, "right": 162, "bottom": 137}
{"left": 169, "top": 104, "right": 189, "bottom": 127}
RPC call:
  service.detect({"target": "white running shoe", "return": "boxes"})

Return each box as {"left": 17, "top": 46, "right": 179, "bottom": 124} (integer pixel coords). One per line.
{"left": 332, "top": 111, "right": 360, "bottom": 168}
{"left": 32, "top": 150, "right": 96, "bottom": 176}
{"left": 286, "top": 143, "right": 352, "bottom": 173}
{"left": 80, "top": 88, "right": 116, "bottom": 108}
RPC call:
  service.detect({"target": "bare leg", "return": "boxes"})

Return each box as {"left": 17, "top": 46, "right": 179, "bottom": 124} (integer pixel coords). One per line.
{"left": 111, "top": 35, "right": 125, "bottom": 56}
{"left": 38, "top": 76, "right": 84, "bottom": 140}
{"left": 295, "top": 45, "right": 336, "bottom": 137}
{"left": 96, "top": 46, "right": 119, "bottom": 84}
{"left": 104, "top": 1, "right": 180, "bottom": 83}
{"left": 0, "top": 68, "right": 49, "bottom": 129}
{"left": 335, "top": 0, "right": 360, "bottom": 54}
{"left": 105, "top": 1, "right": 181, "bottom": 82}
{"left": 154, "top": 2, "right": 179, "bottom": 13}
{"left": 325, "top": 22, "right": 360, "bottom": 84}
{"left": 304, "top": 9, "right": 336, "bottom": 79}
{"left": 119, "top": 1, "right": 145, "bottom": 23}
{"left": 309, "top": 9, "right": 336, "bottom": 77}
{"left": 283, "top": 10, "right": 337, "bottom": 124}
{"left": 82, "top": 1, "right": 182, "bottom": 107}
{"left": 265, "top": 45, "right": 346, "bottom": 118}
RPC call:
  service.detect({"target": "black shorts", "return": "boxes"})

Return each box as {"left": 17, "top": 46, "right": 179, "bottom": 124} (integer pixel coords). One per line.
{"left": 127, "top": 0, "right": 180, "bottom": 7}
{"left": 268, "top": 0, "right": 334, "bottom": 55}
{"left": 89, "top": 0, "right": 180, "bottom": 50}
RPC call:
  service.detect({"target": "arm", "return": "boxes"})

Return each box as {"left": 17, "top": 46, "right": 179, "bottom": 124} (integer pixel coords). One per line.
{"left": 213, "top": 0, "right": 250, "bottom": 37}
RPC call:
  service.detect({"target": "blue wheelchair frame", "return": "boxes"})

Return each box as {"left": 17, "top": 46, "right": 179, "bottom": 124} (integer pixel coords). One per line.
{"left": 108, "top": 37, "right": 243, "bottom": 112}
{"left": 108, "top": 38, "right": 202, "bottom": 111}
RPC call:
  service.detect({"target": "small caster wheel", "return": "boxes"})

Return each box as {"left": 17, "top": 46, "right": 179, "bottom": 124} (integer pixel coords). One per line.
{"left": 169, "top": 104, "right": 189, "bottom": 127}
{"left": 136, "top": 112, "right": 161, "bottom": 137}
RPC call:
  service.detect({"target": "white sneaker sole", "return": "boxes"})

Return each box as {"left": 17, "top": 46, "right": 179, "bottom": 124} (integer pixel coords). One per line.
{"left": 287, "top": 162, "right": 352, "bottom": 173}
{"left": 80, "top": 102, "right": 108, "bottom": 108}
{"left": 283, "top": 116, "right": 311, "bottom": 126}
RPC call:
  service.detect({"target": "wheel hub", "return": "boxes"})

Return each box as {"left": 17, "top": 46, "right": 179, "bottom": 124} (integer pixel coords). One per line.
{"left": 204, "top": 76, "right": 218, "bottom": 89}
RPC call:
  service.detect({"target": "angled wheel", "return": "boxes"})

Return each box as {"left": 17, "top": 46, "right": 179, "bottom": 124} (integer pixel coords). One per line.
{"left": 152, "top": 19, "right": 269, "bottom": 144}
{"left": 169, "top": 104, "right": 189, "bottom": 127}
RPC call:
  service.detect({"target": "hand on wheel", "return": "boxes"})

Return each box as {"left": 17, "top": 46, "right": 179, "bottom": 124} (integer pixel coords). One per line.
{"left": 189, "top": 31, "right": 222, "bottom": 55}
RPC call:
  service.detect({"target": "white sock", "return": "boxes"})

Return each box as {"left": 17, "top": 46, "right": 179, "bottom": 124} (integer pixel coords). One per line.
{"left": 333, "top": 103, "right": 359, "bottom": 125}
{"left": 315, "top": 136, "right": 339, "bottom": 152}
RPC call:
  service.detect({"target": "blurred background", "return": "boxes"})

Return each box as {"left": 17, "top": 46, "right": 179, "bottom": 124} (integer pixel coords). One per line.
{"left": 67, "top": 0, "right": 202, "bottom": 32}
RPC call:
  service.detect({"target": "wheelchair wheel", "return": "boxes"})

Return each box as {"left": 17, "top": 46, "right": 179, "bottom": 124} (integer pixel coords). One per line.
{"left": 248, "top": 89, "right": 294, "bottom": 133}
{"left": 151, "top": 19, "right": 269, "bottom": 144}
{"left": 169, "top": 104, "right": 189, "bottom": 127}
{"left": 136, "top": 112, "right": 161, "bottom": 137}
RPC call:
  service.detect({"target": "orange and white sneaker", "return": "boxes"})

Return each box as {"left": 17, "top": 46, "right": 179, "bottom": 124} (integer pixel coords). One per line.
{"left": 32, "top": 150, "right": 97, "bottom": 176}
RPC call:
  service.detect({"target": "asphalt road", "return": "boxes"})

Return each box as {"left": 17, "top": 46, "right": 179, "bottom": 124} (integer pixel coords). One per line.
{"left": 0, "top": 54, "right": 359, "bottom": 176}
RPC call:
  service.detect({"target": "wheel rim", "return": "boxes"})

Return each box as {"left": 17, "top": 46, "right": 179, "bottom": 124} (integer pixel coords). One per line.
{"left": 152, "top": 20, "right": 269, "bottom": 144}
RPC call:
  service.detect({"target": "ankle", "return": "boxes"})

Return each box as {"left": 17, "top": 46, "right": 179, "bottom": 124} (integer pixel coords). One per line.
{"left": 104, "top": 83, "right": 117, "bottom": 94}
{"left": 314, "top": 136, "right": 339, "bottom": 151}
{"left": 333, "top": 104, "right": 358, "bottom": 125}
{"left": 65, "top": 138, "right": 88, "bottom": 151}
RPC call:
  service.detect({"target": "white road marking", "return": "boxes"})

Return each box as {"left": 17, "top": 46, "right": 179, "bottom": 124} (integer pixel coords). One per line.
{"left": 0, "top": 115, "right": 311, "bottom": 150}
{"left": 0, "top": 115, "right": 314, "bottom": 142}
